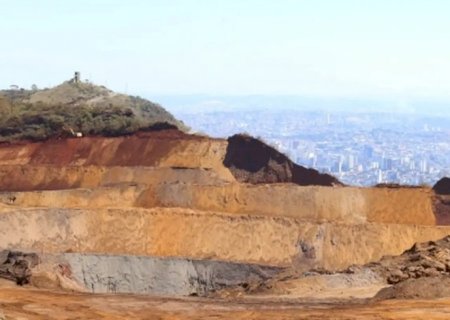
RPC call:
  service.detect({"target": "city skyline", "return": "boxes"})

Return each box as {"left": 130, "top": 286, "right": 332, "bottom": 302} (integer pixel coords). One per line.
{"left": 172, "top": 105, "right": 450, "bottom": 186}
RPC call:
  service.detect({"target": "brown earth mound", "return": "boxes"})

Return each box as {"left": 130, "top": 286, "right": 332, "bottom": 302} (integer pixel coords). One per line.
{"left": 374, "top": 276, "right": 450, "bottom": 300}
{"left": 223, "top": 134, "right": 341, "bottom": 186}
{"left": 368, "top": 236, "right": 450, "bottom": 285}
{"left": 433, "top": 177, "right": 450, "bottom": 195}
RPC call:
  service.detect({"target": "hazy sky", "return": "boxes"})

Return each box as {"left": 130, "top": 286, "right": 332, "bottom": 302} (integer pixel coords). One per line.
{"left": 1, "top": 0, "right": 450, "bottom": 98}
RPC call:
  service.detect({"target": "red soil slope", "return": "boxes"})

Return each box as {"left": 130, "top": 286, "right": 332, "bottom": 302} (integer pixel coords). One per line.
{"left": 0, "top": 130, "right": 218, "bottom": 167}
{"left": 0, "top": 130, "right": 340, "bottom": 187}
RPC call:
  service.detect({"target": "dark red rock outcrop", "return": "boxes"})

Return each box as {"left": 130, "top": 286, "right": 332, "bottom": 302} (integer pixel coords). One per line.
{"left": 433, "top": 177, "right": 450, "bottom": 195}
{"left": 223, "top": 134, "right": 341, "bottom": 186}
{"left": 432, "top": 178, "right": 450, "bottom": 225}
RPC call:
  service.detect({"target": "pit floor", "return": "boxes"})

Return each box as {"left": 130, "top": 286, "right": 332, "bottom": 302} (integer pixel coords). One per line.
{"left": 0, "top": 287, "right": 450, "bottom": 320}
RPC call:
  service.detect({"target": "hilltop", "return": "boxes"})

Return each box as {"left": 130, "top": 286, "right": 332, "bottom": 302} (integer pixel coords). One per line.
{"left": 0, "top": 75, "right": 185, "bottom": 141}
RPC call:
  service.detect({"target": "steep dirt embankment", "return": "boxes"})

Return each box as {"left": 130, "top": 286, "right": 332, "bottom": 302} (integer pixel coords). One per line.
{"left": 1, "top": 183, "right": 436, "bottom": 225}
{"left": 224, "top": 134, "right": 341, "bottom": 186}
{"left": 0, "top": 207, "right": 449, "bottom": 270}
{"left": 146, "top": 183, "right": 437, "bottom": 225}
{"left": 0, "top": 131, "right": 232, "bottom": 177}
{"left": 0, "top": 166, "right": 227, "bottom": 192}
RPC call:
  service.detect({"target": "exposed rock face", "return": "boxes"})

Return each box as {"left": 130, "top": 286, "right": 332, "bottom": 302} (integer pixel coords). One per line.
{"left": 0, "top": 131, "right": 233, "bottom": 182}
{"left": 62, "top": 253, "right": 282, "bottom": 296}
{"left": 223, "top": 134, "right": 341, "bottom": 186}
{"left": 0, "top": 207, "right": 447, "bottom": 271}
{"left": 0, "top": 251, "right": 282, "bottom": 296}
{"left": 0, "top": 251, "right": 38, "bottom": 285}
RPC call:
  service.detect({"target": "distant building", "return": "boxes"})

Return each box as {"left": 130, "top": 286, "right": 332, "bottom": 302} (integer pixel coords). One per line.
{"left": 348, "top": 154, "right": 356, "bottom": 170}
{"left": 377, "top": 170, "right": 383, "bottom": 183}
{"left": 308, "top": 153, "right": 317, "bottom": 167}
{"left": 420, "top": 159, "right": 428, "bottom": 173}
{"left": 362, "top": 145, "right": 373, "bottom": 158}
{"left": 381, "top": 157, "right": 392, "bottom": 171}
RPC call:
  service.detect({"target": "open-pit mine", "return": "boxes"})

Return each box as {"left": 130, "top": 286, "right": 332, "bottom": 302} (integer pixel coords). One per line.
{"left": 1, "top": 80, "right": 450, "bottom": 319}
{"left": 0, "top": 127, "right": 450, "bottom": 319}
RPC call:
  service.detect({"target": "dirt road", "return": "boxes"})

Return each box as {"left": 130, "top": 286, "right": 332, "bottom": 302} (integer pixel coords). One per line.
{"left": 0, "top": 287, "right": 449, "bottom": 319}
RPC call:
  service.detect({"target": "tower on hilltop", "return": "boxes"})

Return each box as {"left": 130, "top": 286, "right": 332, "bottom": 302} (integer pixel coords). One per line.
{"left": 73, "top": 71, "right": 80, "bottom": 83}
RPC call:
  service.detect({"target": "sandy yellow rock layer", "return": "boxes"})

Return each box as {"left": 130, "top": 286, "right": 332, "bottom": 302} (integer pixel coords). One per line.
{"left": 2, "top": 183, "right": 436, "bottom": 225}
{"left": 0, "top": 207, "right": 448, "bottom": 269}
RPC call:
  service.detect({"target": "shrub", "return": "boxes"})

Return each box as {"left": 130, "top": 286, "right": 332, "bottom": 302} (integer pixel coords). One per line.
{"left": 0, "top": 101, "right": 171, "bottom": 142}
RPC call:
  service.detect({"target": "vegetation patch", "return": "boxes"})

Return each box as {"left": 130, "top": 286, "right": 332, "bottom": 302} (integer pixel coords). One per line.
{"left": 0, "top": 81, "right": 185, "bottom": 141}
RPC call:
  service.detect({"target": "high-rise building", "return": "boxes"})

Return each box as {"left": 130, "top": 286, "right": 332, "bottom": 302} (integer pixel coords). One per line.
{"left": 420, "top": 159, "right": 428, "bottom": 173}
{"left": 381, "top": 157, "right": 392, "bottom": 171}
{"left": 362, "top": 145, "right": 373, "bottom": 159}
{"left": 348, "top": 155, "right": 357, "bottom": 170}
{"left": 377, "top": 170, "right": 383, "bottom": 184}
